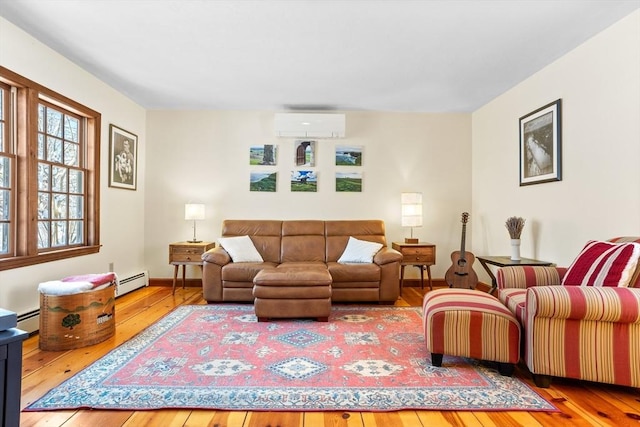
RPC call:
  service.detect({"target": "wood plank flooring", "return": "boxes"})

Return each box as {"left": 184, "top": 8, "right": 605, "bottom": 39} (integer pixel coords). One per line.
{"left": 19, "top": 286, "right": 640, "bottom": 427}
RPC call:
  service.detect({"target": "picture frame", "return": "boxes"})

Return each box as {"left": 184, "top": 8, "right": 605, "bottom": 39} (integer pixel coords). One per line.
{"left": 519, "top": 99, "right": 562, "bottom": 186}
{"left": 109, "top": 124, "right": 138, "bottom": 190}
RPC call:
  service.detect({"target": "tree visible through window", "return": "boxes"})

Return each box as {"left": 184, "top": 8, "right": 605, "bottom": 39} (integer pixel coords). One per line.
{"left": 0, "top": 67, "right": 101, "bottom": 269}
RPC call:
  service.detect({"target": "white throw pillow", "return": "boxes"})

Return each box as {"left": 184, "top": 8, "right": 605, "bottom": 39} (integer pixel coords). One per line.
{"left": 338, "top": 236, "right": 383, "bottom": 264}
{"left": 218, "top": 236, "right": 264, "bottom": 263}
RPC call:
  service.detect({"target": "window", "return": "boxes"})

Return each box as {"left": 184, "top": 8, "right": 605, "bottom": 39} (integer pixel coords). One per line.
{"left": 0, "top": 67, "right": 101, "bottom": 270}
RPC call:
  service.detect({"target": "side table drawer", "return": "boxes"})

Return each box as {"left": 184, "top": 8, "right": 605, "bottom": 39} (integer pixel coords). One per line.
{"left": 171, "top": 253, "right": 202, "bottom": 262}
{"left": 400, "top": 247, "right": 434, "bottom": 263}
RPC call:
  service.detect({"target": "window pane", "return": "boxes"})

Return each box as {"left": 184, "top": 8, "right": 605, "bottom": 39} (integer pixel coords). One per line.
{"left": 0, "top": 123, "right": 4, "bottom": 152}
{"left": 0, "top": 223, "right": 7, "bottom": 254}
{"left": 53, "top": 193, "right": 67, "bottom": 219}
{"left": 69, "top": 220, "right": 83, "bottom": 244}
{"left": 47, "top": 136, "right": 63, "bottom": 163}
{"left": 52, "top": 221, "right": 67, "bottom": 246}
{"left": 0, "top": 189, "right": 8, "bottom": 220}
{"left": 0, "top": 156, "right": 9, "bottom": 187}
{"left": 38, "top": 221, "right": 50, "bottom": 249}
{"left": 69, "top": 195, "right": 83, "bottom": 219}
{"left": 38, "top": 104, "right": 45, "bottom": 132}
{"left": 52, "top": 166, "right": 67, "bottom": 192}
{"left": 38, "top": 192, "right": 49, "bottom": 219}
{"left": 46, "top": 108, "right": 63, "bottom": 137}
{"left": 69, "top": 169, "right": 83, "bottom": 194}
{"left": 38, "top": 163, "right": 50, "bottom": 191}
{"left": 64, "top": 116, "right": 79, "bottom": 143}
{"left": 38, "top": 134, "right": 45, "bottom": 159}
{"left": 64, "top": 142, "right": 79, "bottom": 166}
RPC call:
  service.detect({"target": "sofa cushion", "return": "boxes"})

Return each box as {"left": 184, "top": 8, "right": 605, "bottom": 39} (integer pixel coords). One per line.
{"left": 218, "top": 236, "right": 264, "bottom": 263}
{"left": 327, "top": 261, "right": 380, "bottom": 282}
{"left": 338, "top": 237, "right": 383, "bottom": 263}
{"left": 498, "top": 288, "right": 527, "bottom": 325}
{"left": 221, "top": 262, "right": 277, "bottom": 282}
{"left": 562, "top": 240, "right": 640, "bottom": 287}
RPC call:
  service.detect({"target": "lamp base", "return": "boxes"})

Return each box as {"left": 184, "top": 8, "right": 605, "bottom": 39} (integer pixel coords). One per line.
{"left": 404, "top": 238, "right": 419, "bottom": 244}
{"left": 188, "top": 239, "right": 202, "bottom": 243}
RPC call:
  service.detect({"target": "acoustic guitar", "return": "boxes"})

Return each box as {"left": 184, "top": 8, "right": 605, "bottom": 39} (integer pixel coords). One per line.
{"left": 445, "top": 212, "right": 478, "bottom": 289}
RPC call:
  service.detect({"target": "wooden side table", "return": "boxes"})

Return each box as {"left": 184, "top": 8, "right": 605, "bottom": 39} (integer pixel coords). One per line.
{"left": 392, "top": 241, "right": 436, "bottom": 294}
{"left": 476, "top": 255, "right": 553, "bottom": 294}
{"left": 169, "top": 241, "right": 215, "bottom": 294}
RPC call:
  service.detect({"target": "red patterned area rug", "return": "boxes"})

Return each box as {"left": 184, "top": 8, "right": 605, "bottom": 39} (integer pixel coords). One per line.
{"left": 26, "top": 305, "right": 556, "bottom": 412}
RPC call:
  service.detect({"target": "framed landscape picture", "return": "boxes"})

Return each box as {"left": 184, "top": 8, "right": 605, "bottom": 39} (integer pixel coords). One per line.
{"left": 249, "top": 144, "right": 277, "bottom": 165}
{"left": 335, "top": 145, "right": 362, "bottom": 166}
{"left": 291, "top": 170, "right": 317, "bottom": 192}
{"left": 109, "top": 124, "right": 138, "bottom": 190}
{"left": 336, "top": 172, "right": 362, "bottom": 192}
{"left": 250, "top": 172, "right": 277, "bottom": 192}
{"left": 519, "top": 99, "right": 562, "bottom": 186}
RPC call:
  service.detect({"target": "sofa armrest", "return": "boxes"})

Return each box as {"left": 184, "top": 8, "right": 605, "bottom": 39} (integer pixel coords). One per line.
{"left": 201, "top": 247, "right": 232, "bottom": 266}
{"left": 373, "top": 247, "right": 402, "bottom": 265}
{"left": 497, "top": 266, "right": 568, "bottom": 290}
{"left": 527, "top": 286, "right": 640, "bottom": 324}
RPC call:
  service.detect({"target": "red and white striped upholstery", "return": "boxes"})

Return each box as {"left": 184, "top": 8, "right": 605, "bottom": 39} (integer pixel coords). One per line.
{"left": 422, "top": 288, "right": 520, "bottom": 370}
{"left": 497, "top": 236, "right": 640, "bottom": 388}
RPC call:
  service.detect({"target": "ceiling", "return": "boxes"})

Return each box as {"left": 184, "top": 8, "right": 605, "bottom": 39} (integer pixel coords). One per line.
{"left": 1, "top": 0, "right": 638, "bottom": 112}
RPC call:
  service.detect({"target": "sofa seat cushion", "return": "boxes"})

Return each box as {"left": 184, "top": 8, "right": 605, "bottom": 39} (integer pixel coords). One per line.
{"left": 327, "top": 261, "right": 380, "bottom": 282}
{"left": 222, "top": 262, "right": 278, "bottom": 282}
{"left": 498, "top": 288, "right": 527, "bottom": 325}
{"left": 278, "top": 261, "right": 327, "bottom": 270}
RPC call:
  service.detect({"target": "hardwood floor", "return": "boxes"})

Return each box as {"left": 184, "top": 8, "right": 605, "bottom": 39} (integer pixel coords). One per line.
{"left": 19, "top": 286, "right": 640, "bottom": 427}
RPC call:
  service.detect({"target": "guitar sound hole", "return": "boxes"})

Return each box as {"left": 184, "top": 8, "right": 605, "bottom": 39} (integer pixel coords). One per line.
{"left": 457, "top": 259, "right": 467, "bottom": 267}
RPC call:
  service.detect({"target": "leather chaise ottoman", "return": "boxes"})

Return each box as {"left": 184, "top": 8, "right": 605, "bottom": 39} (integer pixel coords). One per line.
{"left": 252, "top": 267, "right": 332, "bottom": 321}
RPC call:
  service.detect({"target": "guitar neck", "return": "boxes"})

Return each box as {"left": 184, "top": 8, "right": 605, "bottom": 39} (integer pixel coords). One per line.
{"left": 460, "top": 223, "right": 467, "bottom": 257}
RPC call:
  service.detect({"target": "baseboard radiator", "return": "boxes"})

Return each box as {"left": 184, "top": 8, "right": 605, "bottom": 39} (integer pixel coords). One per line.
{"left": 16, "top": 271, "right": 149, "bottom": 334}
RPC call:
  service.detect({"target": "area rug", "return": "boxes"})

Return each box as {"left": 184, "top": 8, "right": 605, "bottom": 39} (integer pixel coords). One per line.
{"left": 26, "top": 304, "right": 556, "bottom": 412}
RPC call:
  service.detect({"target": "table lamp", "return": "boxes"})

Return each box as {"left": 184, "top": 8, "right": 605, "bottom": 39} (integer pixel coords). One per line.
{"left": 184, "top": 203, "right": 205, "bottom": 243}
{"left": 401, "top": 192, "right": 422, "bottom": 243}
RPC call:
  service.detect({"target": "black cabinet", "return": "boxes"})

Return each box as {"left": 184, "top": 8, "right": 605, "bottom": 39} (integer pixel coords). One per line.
{"left": 1, "top": 328, "right": 28, "bottom": 427}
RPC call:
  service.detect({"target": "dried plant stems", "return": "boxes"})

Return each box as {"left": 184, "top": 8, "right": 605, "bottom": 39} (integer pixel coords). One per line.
{"left": 505, "top": 216, "right": 525, "bottom": 239}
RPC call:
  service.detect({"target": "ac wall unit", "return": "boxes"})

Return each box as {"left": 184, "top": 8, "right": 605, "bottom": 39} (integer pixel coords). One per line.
{"left": 274, "top": 113, "right": 346, "bottom": 138}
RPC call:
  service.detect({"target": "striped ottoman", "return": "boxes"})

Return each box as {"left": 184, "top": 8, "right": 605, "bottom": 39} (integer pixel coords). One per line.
{"left": 422, "top": 288, "right": 521, "bottom": 376}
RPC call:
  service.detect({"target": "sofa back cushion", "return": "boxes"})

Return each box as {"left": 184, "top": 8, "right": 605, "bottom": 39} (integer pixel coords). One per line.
{"left": 221, "top": 220, "right": 282, "bottom": 263}
{"left": 281, "top": 220, "right": 326, "bottom": 262}
{"left": 325, "top": 220, "right": 387, "bottom": 262}
{"left": 561, "top": 239, "right": 640, "bottom": 287}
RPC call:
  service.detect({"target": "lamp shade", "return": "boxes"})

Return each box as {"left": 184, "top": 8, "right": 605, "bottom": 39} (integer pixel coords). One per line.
{"left": 184, "top": 203, "right": 205, "bottom": 221}
{"left": 401, "top": 193, "right": 423, "bottom": 227}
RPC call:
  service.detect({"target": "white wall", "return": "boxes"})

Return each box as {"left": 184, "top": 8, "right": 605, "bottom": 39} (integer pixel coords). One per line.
{"left": 144, "top": 111, "right": 472, "bottom": 280}
{"left": 0, "top": 17, "right": 147, "bottom": 316}
{"left": 471, "top": 10, "right": 640, "bottom": 281}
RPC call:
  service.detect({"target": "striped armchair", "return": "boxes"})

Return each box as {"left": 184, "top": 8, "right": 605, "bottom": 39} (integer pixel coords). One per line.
{"left": 496, "top": 237, "right": 640, "bottom": 388}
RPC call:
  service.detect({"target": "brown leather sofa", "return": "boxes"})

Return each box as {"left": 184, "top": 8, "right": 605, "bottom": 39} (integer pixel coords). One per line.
{"left": 202, "top": 219, "right": 402, "bottom": 304}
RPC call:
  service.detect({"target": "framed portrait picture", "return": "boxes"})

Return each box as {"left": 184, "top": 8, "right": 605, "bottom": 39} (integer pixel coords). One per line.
{"left": 519, "top": 99, "right": 562, "bottom": 186}
{"left": 109, "top": 124, "right": 138, "bottom": 190}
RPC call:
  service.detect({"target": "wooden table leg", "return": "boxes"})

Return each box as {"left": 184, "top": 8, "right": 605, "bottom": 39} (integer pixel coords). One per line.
{"left": 399, "top": 265, "right": 406, "bottom": 296}
{"left": 172, "top": 265, "right": 179, "bottom": 294}
{"left": 419, "top": 265, "right": 424, "bottom": 290}
{"left": 425, "top": 265, "right": 433, "bottom": 290}
{"left": 181, "top": 265, "right": 186, "bottom": 290}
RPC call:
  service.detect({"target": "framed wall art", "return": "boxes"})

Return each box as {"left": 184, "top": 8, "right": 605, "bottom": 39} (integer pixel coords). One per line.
{"left": 249, "top": 144, "right": 277, "bottom": 165}
{"left": 336, "top": 172, "right": 362, "bottom": 192}
{"left": 250, "top": 172, "right": 277, "bottom": 192}
{"left": 519, "top": 99, "right": 562, "bottom": 186}
{"left": 109, "top": 124, "right": 138, "bottom": 190}
{"left": 291, "top": 170, "right": 317, "bottom": 192}
{"left": 335, "top": 145, "right": 362, "bottom": 166}
{"left": 294, "top": 140, "right": 316, "bottom": 167}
